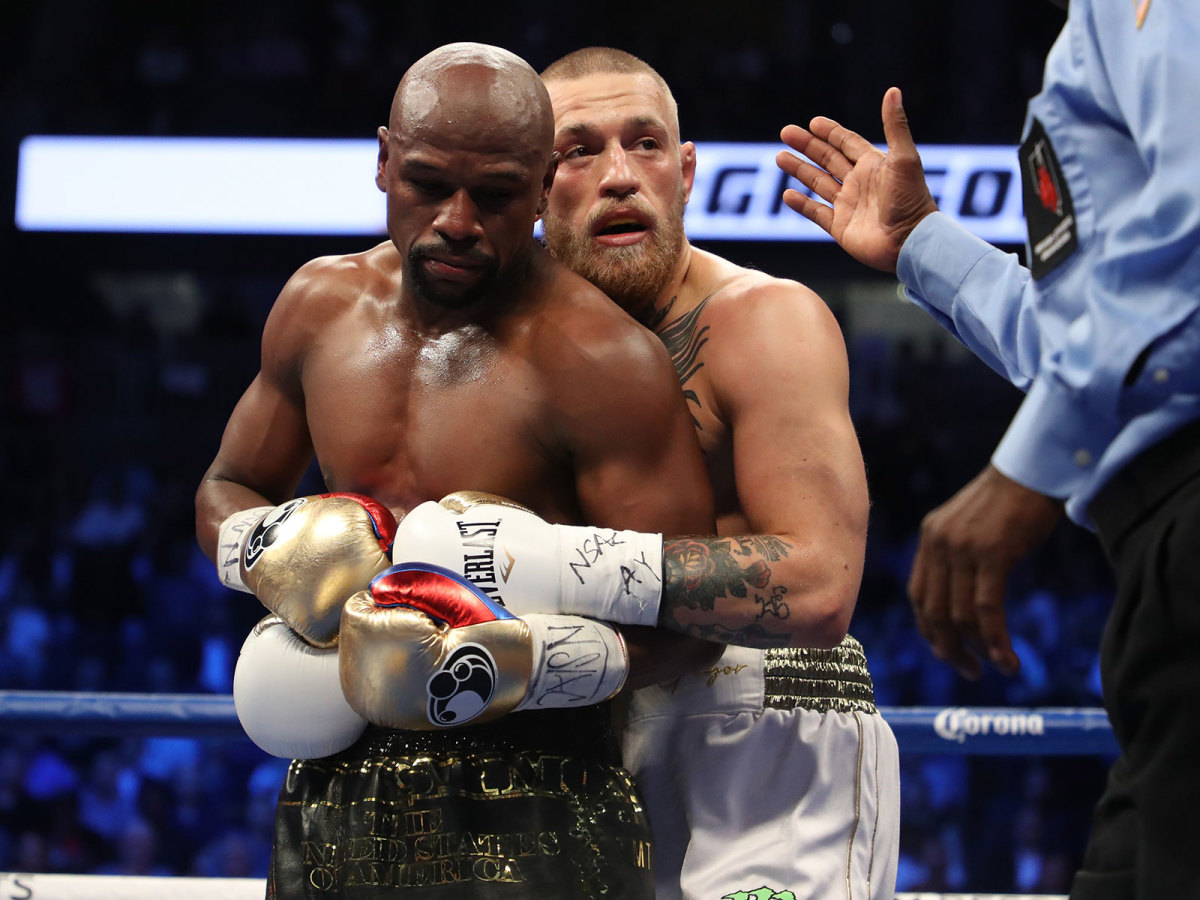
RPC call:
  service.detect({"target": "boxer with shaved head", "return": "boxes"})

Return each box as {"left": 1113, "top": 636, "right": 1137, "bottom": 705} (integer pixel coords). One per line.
{"left": 197, "top": 43, "right": 717, "bottom": 898}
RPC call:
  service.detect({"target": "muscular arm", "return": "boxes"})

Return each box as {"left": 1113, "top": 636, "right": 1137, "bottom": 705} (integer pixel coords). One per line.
{"left": 195, "top": 262, "right": 327, "bottom": 561}
{"left": 658, "top": 281, "right": 868, "bottom": 649}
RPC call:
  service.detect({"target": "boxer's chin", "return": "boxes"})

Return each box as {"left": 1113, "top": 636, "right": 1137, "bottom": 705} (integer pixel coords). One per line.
{"left": 408, "top": 254, "right": 498, "bottom": 309}
{"left": 545, "top": 214, "right": 684, "bottom": 315}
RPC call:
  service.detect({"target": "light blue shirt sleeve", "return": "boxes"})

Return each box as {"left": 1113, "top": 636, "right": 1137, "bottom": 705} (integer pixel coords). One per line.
{"left": 896, "top": 0, "right": 1200, "bottom": 521}
{"left": 898, "top": 212, "right": 1040, "bottom": 392}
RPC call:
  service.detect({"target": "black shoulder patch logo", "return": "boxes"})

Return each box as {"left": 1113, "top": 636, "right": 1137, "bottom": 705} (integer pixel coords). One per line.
{"left": 1020, "top": 118, "right": 1078, "bottom": 280}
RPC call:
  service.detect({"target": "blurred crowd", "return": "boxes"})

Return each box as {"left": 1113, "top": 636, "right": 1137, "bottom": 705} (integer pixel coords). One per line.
{"left": 1, "top": 0, "right": 1104, "bottom": 892}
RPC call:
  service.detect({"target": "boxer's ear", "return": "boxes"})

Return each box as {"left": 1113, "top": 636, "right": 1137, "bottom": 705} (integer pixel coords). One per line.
{"left": 680, "top": 142, "right": 697, "bottom": 205}
{"left": 375, "top": 127, "right": 390, "bottom": 193}
{"left": 536, "top": 153, "right": 557, "bottom": 219}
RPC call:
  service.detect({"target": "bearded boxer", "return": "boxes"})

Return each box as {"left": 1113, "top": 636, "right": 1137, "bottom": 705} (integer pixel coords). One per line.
{"left": 386, "top": 46, "right": 901, "bottom": 900}
{"left": 195, "top": 43, "right": 717, "bottom": 899}
{"left": 525, "top": 48, "right": 898, "bottom": 900}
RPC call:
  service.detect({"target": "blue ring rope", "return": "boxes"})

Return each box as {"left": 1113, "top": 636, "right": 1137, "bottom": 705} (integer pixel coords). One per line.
{"left": 0, "top": 691, "right": 1119, "bottom": 755}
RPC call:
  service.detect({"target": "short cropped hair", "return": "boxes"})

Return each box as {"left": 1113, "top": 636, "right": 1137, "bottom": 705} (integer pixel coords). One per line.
{"left": 540, "top": 47, "right": 679, "bottom": 133}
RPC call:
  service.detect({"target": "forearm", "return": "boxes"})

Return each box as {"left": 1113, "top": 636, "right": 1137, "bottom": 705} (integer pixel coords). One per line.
{"left": 620, "top": 625, "right": 724, "bottom": 689}
{"left": 195, "top": 475, "right": 279, "bottom": 562}
{"left": 898, "top": 212, "right": 1041, "bottom": 389}
{"left": 660, "top": 534, "right": 858, "bottom": 649}
{"left": 391, "top": 501, "right": 861, "bottom": 651}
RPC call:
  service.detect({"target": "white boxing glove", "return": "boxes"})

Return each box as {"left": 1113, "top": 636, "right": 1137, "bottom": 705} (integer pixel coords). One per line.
{"left": 233, "top": 616, "right": 368, "bottom": 759}
{"left": 216, "top": 492, "right": 397, "bottom": 646}
{"left": 339, "top": 563, "right": 629, "bottom": 730}
{"left": 391, "top": 491, "right": 663, "bottom": 627}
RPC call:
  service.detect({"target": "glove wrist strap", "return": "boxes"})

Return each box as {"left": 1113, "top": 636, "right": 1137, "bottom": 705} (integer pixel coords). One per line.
{"left": 556, "top": 527, "right": 664, "bottom": 627}
{"left": 516, "top": 614, "right": 629, "bottom": 711}
{"left": 216, "top": 506, "right": 273, "bottom": 592}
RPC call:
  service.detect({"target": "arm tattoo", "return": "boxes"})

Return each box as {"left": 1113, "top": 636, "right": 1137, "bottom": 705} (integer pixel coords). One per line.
{"left": 653, "top": 295, "right": 712, "bottom": 428}
{"left": 661, "top": 535, "right": 795, "bottom": 647}
{"left": 672, "top": 620, "right": 790, "bottom": 647}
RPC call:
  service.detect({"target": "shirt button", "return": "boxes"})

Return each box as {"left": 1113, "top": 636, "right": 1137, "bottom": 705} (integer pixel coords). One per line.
{"left": 1153, "top": 368, "right": 1170, "bottom": 384}
{"left": 1074, "top": 449, "right": 1093, "bottom": 467}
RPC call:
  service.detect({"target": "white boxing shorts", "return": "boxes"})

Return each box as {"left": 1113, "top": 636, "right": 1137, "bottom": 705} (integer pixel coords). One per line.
{"left": 622, "top": 635, "right": 899, "bottom": 900}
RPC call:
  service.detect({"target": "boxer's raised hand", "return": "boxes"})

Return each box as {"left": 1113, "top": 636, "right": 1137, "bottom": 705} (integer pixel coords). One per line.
{"left": 776, "top": 87, "right": 938, "bottom": 273}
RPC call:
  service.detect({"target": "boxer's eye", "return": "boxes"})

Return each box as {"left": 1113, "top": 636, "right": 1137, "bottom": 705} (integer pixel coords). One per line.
{"left": 409, "top": 178, "right": 449, "bottom": 197}
{"left": 473, "top": 189, "right": 515, "bottom": 212}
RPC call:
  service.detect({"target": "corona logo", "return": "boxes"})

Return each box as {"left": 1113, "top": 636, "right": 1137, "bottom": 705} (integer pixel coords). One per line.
{"left": 933, "top": 707, "right": 1045, "bottom": 743}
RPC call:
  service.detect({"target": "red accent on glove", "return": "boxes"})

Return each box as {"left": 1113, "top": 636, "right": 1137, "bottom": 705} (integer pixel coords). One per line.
{"left": 368, "top": 566, "right": 512, "bottom": 628}
{"left": 319, "top": 492, "right": 397, "bottom": 552}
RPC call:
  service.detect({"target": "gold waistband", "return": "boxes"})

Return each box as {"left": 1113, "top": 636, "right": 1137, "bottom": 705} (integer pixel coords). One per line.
{"left": 762, "top": 634, "right": 878, "bottom": 714}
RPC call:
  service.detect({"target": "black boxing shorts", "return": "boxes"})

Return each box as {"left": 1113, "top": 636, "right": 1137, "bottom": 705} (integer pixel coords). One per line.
{"left": 266, "top": 703, "right": 654, "bottom": 898}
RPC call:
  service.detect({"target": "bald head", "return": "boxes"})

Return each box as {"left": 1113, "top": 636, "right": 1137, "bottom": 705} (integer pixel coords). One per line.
{"left": 390, "top": 42, "right": 553, "bottom": 164}
{"left": 375, "top": 43, "right": 560, "bottom": 310}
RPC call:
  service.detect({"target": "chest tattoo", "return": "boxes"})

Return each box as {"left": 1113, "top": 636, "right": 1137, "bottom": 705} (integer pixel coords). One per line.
{"left": 654, "top": 295, "right": 713, "bottom": 427}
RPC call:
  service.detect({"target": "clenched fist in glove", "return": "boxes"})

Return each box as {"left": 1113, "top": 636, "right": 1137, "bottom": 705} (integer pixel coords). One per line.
{"left": 391, "top": 491, "right": 664, "bottom": 628}
{"left": 339, "top": 563, "right": 629, "bottom": 730}
{"left": 217, "top": 492, "right": 396, "bottom": 646}
{"left": 233, "top": 616, "right": 373, "bottom": 759}
{"left": 219, "top": 492, "right": 396, "bottom": 758}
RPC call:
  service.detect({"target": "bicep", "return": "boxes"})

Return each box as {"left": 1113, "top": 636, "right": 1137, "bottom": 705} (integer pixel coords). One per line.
{"left": 195, "top": 372, "right": 315, "bottom": 556}
{"left": 725, "top": 297, "right": 869, "bottom": 562}
{"left": 207, "top": 373, "right": 315, "bottom": 499}
{"left": 733, "top": 385, "right": 868, "bottom": 558}
{"left": 199, "top": 266, "right": 325, "bottom": 510}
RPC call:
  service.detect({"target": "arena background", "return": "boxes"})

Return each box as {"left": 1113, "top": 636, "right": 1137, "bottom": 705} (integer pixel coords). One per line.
{"left": 0, "top": 1, "right": 1116, "bottom": 893}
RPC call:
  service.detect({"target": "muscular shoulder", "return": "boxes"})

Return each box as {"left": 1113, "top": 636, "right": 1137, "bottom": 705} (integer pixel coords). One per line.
{"left": 704, "top": 267, "right": 842, "bottom": 351}
{"left": 688, "top": 256, "right": 850, "bottom": 411}
{"left": 264, "top": 243, "right": 397, "bottom": 342}
{"left": 261, "top": 243, "right": 400, "bottom": 380}
{"left": 524, "top": 256, "right": 681, "bottom": 418}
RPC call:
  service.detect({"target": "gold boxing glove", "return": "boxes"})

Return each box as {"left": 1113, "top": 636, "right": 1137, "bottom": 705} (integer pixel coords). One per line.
{"left": 217, "top": 493, "right": 397, "bottom": 647}
{"left": 339, "top": 564, "right": 629, "bottom": 729}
